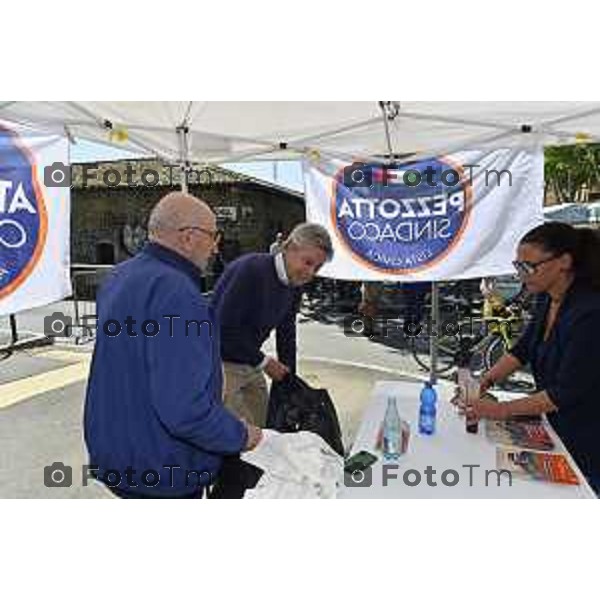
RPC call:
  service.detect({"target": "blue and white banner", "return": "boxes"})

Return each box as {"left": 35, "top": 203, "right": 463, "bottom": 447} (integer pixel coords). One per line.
{"left": 304, "top": 149, "right": 544, "bottom": 281}
{"left": 0, "top": 123, "right": 71, "bottom": 316}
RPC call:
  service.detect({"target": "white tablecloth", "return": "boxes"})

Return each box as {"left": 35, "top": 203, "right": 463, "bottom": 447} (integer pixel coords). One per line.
{"left": 339, "top": 380, "right": 596, "bottom": 499}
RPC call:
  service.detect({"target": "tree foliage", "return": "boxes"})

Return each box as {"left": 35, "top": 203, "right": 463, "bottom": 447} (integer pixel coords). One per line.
{"left": 544, "top": 144, "right": 600, "bottom": 203}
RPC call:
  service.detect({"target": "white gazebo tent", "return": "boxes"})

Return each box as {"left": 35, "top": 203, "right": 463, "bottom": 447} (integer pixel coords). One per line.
{"left": 3, "top": 101, "right": 600, "bottom": 377}
{"left": 3, "top": 101, "right": 600, "bottom": 167}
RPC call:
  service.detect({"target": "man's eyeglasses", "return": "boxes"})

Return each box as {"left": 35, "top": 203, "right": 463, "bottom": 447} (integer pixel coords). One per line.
{"left": 512, "top": 255, "right": 557, "bottom": 276}
{"left": 178, "top": 226, "right": 221, "bottom": 242}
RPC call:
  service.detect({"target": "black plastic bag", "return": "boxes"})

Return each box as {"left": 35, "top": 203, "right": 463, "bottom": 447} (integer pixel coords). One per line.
{"left": 266, "top": 374, "right": 345, "bottom": 457}
{"left": 208, "top": 455, "right": 263, "bottom": 499}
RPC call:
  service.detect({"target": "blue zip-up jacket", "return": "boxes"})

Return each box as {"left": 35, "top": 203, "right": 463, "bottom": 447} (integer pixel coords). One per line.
{"left": 84, "top": 242, "right": 247, "bottom": 497}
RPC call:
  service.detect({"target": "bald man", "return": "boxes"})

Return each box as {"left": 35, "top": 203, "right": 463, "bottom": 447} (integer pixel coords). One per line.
{"left": 84, "top": 192, "right": 262, "bottom": 499}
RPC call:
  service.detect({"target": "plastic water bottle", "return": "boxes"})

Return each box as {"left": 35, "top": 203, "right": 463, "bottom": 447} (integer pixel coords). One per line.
{"left": 418, "top": 382, "right": 437, "bottom": 435}
{"left": 382, "top": 397, "right": 401, "bottom": 460}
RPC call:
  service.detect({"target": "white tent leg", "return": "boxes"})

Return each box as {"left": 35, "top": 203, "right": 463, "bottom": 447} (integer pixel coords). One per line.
{"left": 430, "top": 281, "right": 440, "bottom": 385}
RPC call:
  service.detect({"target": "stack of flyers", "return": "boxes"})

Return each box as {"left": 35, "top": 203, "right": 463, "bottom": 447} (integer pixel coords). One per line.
{"left": 496, "top": 448, "right": 580, "bottom": 485}
{"left": 485, "top": 419, "right": 555, "bottom": 451}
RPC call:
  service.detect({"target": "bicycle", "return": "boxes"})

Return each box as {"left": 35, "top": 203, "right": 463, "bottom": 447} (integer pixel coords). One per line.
{"left": 410, "top": 297, "right": 528, "bottom": 376}
{"left": 300, "top": 278, "right": 361, "bottom": 318}
{"left": 408, "top": 313, "right": 467, "bottom": 375}
{"left": 469, "top": 302, "right": 527, "bottom": 372}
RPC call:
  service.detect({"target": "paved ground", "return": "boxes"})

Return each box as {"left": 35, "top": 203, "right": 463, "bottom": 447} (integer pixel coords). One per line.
{"left": 0, "top": 300, "right": 533, "bottom": 498}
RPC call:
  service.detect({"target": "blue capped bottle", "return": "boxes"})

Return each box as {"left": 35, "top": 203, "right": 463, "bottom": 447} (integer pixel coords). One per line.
{"left": 418, "top": 381, "right": 437, "bottom": 435}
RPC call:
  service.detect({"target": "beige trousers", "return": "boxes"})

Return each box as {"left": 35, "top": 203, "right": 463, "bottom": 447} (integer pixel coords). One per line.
{"left": 222, "top": 362, "right": 269, "bottom": 427}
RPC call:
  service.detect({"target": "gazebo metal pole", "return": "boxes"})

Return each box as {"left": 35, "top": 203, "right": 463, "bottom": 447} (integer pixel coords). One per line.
{"left": 430, "top": 281, "right": 440, "bottom": 385}
{"left": 177, "top": 125, "right": 190, "bottom": 193}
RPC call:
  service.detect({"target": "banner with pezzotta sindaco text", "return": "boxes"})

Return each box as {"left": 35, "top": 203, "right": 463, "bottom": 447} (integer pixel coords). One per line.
{"left": 303, "top": 148, "right": 544, "bottom": 281}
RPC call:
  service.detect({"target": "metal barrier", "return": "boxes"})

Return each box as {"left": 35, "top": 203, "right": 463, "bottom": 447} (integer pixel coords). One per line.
{"left": 70, "top": 264, "right": 114, "bottom": 344}
{"left": 0, "top": 315, "right": 17, "bottom": 359}
{"left": 69, "top": 264, "right": 214, "bottom": 345}
{"left": 0, "top": 312, "right": 53, "bottom": 357}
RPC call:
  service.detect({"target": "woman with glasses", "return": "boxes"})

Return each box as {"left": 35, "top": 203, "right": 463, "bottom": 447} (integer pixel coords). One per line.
{"left": 472, "top": 223, "right": 600, "bottom": 494}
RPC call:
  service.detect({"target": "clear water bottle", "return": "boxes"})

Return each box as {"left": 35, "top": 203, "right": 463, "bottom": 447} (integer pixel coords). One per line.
{"left": 418, "top": 381, "right": 437, "bottom": 435}
{"left": 382, "top": 397, "right": 401, "bottom": 460}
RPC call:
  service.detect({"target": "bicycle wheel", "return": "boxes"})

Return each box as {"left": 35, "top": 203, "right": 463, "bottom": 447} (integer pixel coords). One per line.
{"left": 483, "top": 333, "right": 508, "bottom": 371}
{"left": 0, "top": 347, "right": 13, "bottom": 361}
{"left": 409, "top": 334, "right": 460, "bottom": 375}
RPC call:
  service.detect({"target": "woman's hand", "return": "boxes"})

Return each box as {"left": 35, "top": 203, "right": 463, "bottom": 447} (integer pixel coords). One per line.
{"left": 471, "top": 397, "right": 510, "bottom": 420}
{"left": 479, "top": 373, "right": 495, "bottom": 395}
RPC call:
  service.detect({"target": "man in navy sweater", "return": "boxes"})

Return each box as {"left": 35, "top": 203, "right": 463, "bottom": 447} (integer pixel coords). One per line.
{"left": 84, "top": 192, "right": 262, "bottom": 499}
{"left": 212, "top": 223, "right": 333, "bottom": 426}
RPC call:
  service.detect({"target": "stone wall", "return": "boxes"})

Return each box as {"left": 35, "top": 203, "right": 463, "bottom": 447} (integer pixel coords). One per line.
{"left": 70, "top": 160, "right": 304, "bottom": 264}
